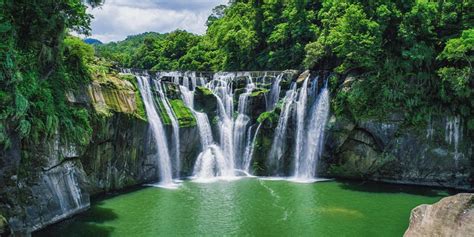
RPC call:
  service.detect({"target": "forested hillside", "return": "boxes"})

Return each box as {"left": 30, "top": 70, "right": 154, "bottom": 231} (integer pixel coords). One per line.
{"left": 97, "top": 0, "right": 473, "bottom": 131}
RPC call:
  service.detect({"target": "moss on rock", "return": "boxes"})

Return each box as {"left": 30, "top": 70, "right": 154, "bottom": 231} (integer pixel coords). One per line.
{"left": 195, "top": 86, "right": 218, "bottom": 118}
{"left": 250, "top": 88, "right": 269, "bottom": 97}
{"left": 87, "top": 73, "right": 147, "bottom": 121}
{"left": 169, "top": 99, "right": 196, "bottom": 128}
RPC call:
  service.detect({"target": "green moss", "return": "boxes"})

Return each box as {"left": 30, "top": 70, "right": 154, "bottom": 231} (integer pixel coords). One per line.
{"left": 250, "top": 89, "right": 269, "bottom": 97}
{"left": 156, "top": 99, "right": 172, "bottom": 125}
{"left": 257, "top": 109, "right": 280, "bottom": 124}
{"left": 134, "top": 89, "right": 147, "bottom": 121}
{"left": 212, "top": 116, "right": 220, "bottom": 125}
{"left": 169, "top": 99, "right": 197, "bottom": 128}
{"left": 128, "top": 76, "right": 147, "bottom": 121}
{"left": 195, "top": 86, "right": 218, "bottom": 117}
{"left": 196, "top": 86, "right": 213, "bottom": 96}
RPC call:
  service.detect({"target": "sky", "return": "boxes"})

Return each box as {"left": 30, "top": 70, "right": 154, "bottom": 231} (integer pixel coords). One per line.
{"left": 87, "top": 0, "right": 228, "bottom": 43}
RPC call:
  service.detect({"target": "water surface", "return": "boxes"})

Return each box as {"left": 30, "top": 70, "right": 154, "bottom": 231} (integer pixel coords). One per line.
{"left": 35, "top": 179, "right": 451, "bottom": 237}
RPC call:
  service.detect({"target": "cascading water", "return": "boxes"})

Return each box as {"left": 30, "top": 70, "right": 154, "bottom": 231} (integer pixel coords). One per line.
{"left": 155, "top": 81, "right": 181, "bottom": 178}
{"left": 267, "top": 73, "right": 284, "bottom": 110}
{"left": 178, "top": 76, "right": 231, "bottom": 181}
{"left": 268, "top": 83, "right": 297, "bottom": 175}
{"left": 233, "top": 75, "right": 255, "bottom": 167}
{"left": 243, "top": 123, "right": 262, "bottom": 173}
{"left": 294, "top": 80, "right": 330, "bottom": 181}
{"left": 136, "top": 76, "right": 176, "bottom": 187}
{"left": 132, "top": 70, "right": 330, "bottom": 185}
{"left": 209, "top": 73, "right": 235, "bottom": 165}
{"left": 293, "top": 77, "right": 310, "bottom": 174}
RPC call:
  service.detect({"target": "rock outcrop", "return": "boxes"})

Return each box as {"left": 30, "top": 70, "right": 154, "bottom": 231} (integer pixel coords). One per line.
{"left": 404, "top": 193, "right": 474, "bottom": 237}
{"left": 322, "top": 114, "right": 473, "bottom": 190}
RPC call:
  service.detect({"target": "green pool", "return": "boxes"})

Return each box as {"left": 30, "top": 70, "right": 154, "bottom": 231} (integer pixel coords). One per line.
{"left": 35, "top": 179, "right": 452, "bottom": 237}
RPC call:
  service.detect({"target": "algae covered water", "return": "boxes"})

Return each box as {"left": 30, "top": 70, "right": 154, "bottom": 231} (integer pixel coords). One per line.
{"left": 35, "top": 179, "right": 450, "bottom": 237}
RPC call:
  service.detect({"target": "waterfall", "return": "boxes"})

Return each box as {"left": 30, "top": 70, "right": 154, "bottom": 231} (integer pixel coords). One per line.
{"left": 136, "top": 76, "right": 175, "bottom": 187}
{"left": 243, "top": 123, "right": 262, "bottom": 173}
{"left": 233, "top": 75, "right": 255, "bottom": 166}
{"left": 155, "top": 81, "right": 181, "bottom": 178}
{"left": 132, "top": 70, "right": 330, "bottom": 184}
{"left": 178, "top": 74, "right": 233, "bottom": 180}
{"left": 293, "top": 77, "right": 310, "bottom": 175}
{"left": 294, "top": 80, "right": 330, "bottom": 180}
{"left": 267, "top": 73, "right": 284, "bottom": 110}
{"left": 268, "top": 83, "right": 297, "bottom": 175}
{"left": 209, "top": 73, "right": 235, "bottom": 163}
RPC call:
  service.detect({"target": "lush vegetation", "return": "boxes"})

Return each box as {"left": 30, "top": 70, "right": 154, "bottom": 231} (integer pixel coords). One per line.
{"left": 1, "top": 0, "right": 473, "bottom": 151}
{"left": 0, "top": 0, "right": 106, "bottom": 150}
{"left": 98, "top": 0, "right": 473, "bottom": 132}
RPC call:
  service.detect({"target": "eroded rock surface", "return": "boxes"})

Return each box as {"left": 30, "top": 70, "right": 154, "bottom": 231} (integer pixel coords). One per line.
{"left": 404, "top": 193, "right": 474, "bottom": 237}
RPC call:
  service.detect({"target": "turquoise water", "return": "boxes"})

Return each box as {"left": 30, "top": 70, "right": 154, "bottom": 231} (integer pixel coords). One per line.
{"left": 35, "top": 179, "right": 451, "bottom": 237}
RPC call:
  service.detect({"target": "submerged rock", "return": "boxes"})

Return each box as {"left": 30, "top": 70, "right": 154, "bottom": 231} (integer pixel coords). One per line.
{"left": 404, "top": 193, "right": 474, "bottom": 237}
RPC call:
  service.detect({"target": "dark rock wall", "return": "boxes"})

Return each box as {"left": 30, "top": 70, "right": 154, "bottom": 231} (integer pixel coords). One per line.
{"left": 322, "top": 115, "right": 473, "bottom": 190}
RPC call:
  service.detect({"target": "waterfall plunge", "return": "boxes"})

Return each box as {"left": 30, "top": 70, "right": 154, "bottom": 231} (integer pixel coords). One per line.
{"left": 136, "top": 76, "right": 177, "bottom": 188}
{"left": 293, "top": 81, "right": 330, "bottom": 181}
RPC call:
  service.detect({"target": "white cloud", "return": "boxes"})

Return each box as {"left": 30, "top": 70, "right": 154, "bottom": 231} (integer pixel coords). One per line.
{"left": 87, "top": 0, "right": 228, "bottom": 43}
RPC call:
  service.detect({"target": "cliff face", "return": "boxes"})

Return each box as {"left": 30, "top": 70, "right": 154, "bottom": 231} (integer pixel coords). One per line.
{"left": 321, "top": 113, "right": 473, "bottom": 190}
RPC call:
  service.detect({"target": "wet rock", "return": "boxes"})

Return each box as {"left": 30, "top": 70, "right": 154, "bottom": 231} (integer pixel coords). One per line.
{"left": 247, "top": 88, "right": 269, "bottom": 122}
{"left": 178, "top": 126, "right": 201, "bottom": 176}
{"left": 322, "top": 115, "right": 473, "bottom": 190}
{"left": 404, "top": 193, "right": 474, "bottom": 237}
{"left": 194, "top": 86, "right": 218, "bottom": 119}
{"left": 296, "top": 70, "right": 310, "bottom": 83}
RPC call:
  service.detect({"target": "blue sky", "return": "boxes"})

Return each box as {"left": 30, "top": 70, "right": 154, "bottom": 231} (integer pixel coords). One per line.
{"left": 88, "top": 0, "right": 227, "bottom": 43}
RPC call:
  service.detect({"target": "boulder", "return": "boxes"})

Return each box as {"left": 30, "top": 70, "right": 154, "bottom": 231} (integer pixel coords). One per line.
{"left": 404, "top": 193, "right": 474, "bottom": 237}
{"left": 296, "top": 70, "right": 310, "bottom": 83}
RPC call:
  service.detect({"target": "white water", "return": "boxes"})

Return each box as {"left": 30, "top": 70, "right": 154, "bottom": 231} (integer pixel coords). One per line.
{"left": 177, "top": 74, "right": 232, "bottom": 180}
{"left": 445, "top": 115, "right": 462, "bottom": 166}
{"left": 233, "top": 75, "right": 255, "bottom": 166}
{"left": 293, "top": 77, "right": 310, "bottom": 175}
{"left": 136, "top": 76, "right": 175, "bottom": 187}
{"left": 267, "top": 73, "right": 284, "bottom": 110}
{"left": 243, "top": 123, "right": 262, "bottom": 173}
{"left": 294, "top": 81, "right": 330, "bottom": 180}
{"left": 268, "top": 83, "right": 297, "bottom": 174}
{"left": 133, "top": 71, "right": 331, "bottom": 185}
{"left": 155, "top": 81, "right": 181, "bottom": 178}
